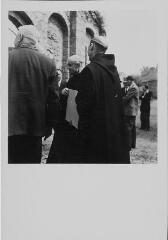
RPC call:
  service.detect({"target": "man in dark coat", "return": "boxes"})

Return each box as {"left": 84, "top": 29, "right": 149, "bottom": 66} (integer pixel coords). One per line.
{"left": 76, "top": 36, "right": 130, "bottom": 163}
{"left": 8, "top": 25, "right": 60, "bottom": 164}
{"left": 47, "top": 55, "right": 82, "bottom": 163}
{"left": 140, "top": 85, "right": 152, "bottom": 130}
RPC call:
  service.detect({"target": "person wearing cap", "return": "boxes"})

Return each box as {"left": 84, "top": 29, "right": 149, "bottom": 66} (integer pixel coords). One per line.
{"left": 76, "top": 36, "right": 130, "bottom": 163}
{"left": 122, "top": 76, "right": 139, "bottom": 150}
{"left": 47, "top": 55, "right": 83, "bottom": 163}
{"left": 8, "top": 25, "right": 60, "bottom": 163}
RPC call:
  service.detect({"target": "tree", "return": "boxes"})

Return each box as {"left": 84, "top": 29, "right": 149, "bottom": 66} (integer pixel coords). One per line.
{"left": 132, "top": 75, "right": 142, "bottom": 87}
{"left": 140, "top": 66, "right": 151, "bottom": 76}
{"left": 88, "top": 11, "right": 106, "bottom": 36}
{"left": 140, "top": 65, "right": 158, "bottom": 77}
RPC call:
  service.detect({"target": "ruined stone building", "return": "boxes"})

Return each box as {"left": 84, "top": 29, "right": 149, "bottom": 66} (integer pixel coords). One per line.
{"left": 8, "top": 11, "right": 106, "bottom": 81}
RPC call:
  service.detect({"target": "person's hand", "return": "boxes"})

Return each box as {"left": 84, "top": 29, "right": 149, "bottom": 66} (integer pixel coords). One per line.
{"left": 61, "top": 88, "right": 69, "bottom": 96}
{"left": 44, "top": 127, "right": 53, "bottom": 141}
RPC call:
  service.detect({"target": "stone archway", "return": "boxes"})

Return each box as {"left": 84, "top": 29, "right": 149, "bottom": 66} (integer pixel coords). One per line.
{"left": 8, "top": 11, "right": 33, "bottom": 27}
{"left": 48, "top": 13, "right": 68, "bottom": 81}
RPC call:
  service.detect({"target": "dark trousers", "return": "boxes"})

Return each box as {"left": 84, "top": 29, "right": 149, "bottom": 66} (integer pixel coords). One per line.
{"left": 124, "top": 116, "right": 136, "bottom": 150}
{"left": 47, "top": 123, "right": 67, "bottom": 163}
{"left": 8, "top": 135, "right": 42, "bottom": 164}
{"left": 140, "top": 112, "right": 150, "bottom": 130}
{"left": 47, "top": 121, "right": 81, "bottom": 163}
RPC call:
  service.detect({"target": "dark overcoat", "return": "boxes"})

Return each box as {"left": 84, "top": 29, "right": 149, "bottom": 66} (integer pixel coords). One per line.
{"left": 140, "top": 91, "right": 152, "bottom": 114}
{"left": 8, "top": 47, "right": 60, "bottom": 137}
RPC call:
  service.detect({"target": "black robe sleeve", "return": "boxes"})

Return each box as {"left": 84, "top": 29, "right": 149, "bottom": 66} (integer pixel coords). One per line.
{"left": 76, "top": 67, "right": 96, "bottom": 136}
{"left": 67, "top": 73, "right": 80, "bottom": 91}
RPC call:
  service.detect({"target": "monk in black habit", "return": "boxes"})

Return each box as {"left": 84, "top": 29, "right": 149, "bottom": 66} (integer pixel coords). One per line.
{"left": 76, "top": 36, "right": 130, "bottom": 163}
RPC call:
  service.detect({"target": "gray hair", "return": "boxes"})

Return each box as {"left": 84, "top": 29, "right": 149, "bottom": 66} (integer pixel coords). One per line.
{"left": 68, "top": 55, "right": 83, "bottom": 65}
{"left": 14, "top": 25, "right": 40, "bottom": 48}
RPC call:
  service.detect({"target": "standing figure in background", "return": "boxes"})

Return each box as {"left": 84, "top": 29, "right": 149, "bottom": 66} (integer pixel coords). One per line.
{"left": 121, "top": 78, "right": 129, "bottom": 97}
{"left": 8, "top": 25, "right": 60, "bottom": 163}
{"left": 76, "top": 36, "right": 130, "bottom": 163}
{"left": 140, "top": 85, "right": 152, "bottom": 131}
{"left": 122, "top": 76, "right": 139, "bottom": 150}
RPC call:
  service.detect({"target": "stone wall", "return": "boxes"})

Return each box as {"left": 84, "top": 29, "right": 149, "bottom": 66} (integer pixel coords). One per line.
{"left": 8, "top": 11, "right": 104, "bottom": 81}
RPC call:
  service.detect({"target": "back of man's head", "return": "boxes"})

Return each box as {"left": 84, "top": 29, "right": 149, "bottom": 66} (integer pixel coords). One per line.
{"left": 14, "top": 25, "right": 40, "bottom": 48}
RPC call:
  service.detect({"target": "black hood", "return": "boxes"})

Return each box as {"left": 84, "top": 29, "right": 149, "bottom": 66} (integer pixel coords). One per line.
{"left": 92, "top": 53, "right": 117, "bottom": 77}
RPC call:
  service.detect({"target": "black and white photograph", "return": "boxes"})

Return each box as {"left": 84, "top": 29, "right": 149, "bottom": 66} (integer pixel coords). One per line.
{"left": 1, "top": 1, "right": 168, "bottom": 240}
{"left": 8, "top": 9, "right": 158, "bottom": 164}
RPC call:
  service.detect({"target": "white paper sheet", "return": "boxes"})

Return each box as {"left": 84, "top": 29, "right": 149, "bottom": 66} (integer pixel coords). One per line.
{"left": 65, "top": 89, "right": 79, "bottom": 129}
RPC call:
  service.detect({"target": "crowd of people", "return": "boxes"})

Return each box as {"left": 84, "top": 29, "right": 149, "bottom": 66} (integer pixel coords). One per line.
{"left": 8, "top": 25, "right": 152, "bottom": 164}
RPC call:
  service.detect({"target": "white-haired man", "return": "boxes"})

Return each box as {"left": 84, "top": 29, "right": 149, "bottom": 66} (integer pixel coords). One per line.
{"left": 76, "top": 36, "right": 130, "bottom": 163}
{"left": 47, "top": 55, "right": 83, "bottom": 163}
{"left": 60, "top": 54, "right": 83, "bottom": 96}
{"left": 8, "top": 25, "right": 60, "bottom": 163}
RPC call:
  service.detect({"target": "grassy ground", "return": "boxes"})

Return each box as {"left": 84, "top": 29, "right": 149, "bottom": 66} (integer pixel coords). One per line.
{"left": 41, "top": 99, "right": 157, "bottom": 164}
{"left": 131, "top": 99, "right": 157, "bottom": 164}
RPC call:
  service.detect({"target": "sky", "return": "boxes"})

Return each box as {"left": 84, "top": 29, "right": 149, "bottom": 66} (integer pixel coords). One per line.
{"left": 102, "top": 10, "right": 158, "bottom": 75}
{"left": 6, "top": 9, "right": 159, "bottom": 77}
